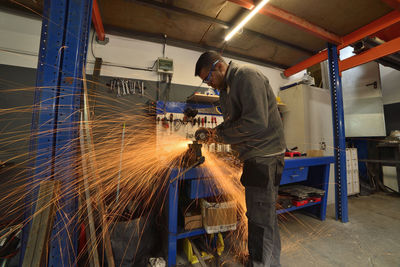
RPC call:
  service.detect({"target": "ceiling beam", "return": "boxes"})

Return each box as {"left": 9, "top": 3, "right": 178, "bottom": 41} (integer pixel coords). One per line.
{"left": 283, "top": 10, "right": 400, "bottom": 77}
{"left": 339, "top": 36, "right": 400, "bottom": 72}
{"left": 227, "top": 0, "right": 342, "bottom": 44}
{"left": 105, "top": 25, "right": 289, "bottom": 70}
{"left": 339, "top": 10, "right": 400, "bottom": 49}
{"left": 381, "top": 0, "right": 400, "bottom": 10}
{"left": 92, "top": 0, "right": 105, "bottom": 41}
{"left": 130, "top": 0, "right": 313, "bottom": 55}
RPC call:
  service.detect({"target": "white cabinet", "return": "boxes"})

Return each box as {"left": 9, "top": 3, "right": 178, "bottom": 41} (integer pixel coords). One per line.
{"left": 278, "top": 84, "right": 333, "bottom": 155}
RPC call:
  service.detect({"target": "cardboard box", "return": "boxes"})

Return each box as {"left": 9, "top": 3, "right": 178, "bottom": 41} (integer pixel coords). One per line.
{"left": 307, "top": 150, "right": 323, "bottom": 157}
{"left": 184, "top": 211, "right": 202, "bottom": 231}
{"left": 201, "top": 199, "right": 237, "bottom": 234}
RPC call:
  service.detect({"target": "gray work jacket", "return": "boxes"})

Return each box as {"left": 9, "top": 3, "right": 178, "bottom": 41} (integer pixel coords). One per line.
{"left": 216, "top": 61, "right": 286, "bottom": 161}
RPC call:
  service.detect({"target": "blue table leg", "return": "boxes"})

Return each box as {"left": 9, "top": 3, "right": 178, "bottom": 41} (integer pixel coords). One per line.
{"left": 303, "top": 164, "right": 331, "bottom": 221}
{"left": 319, "top": 164, "right": 331, "bottom": 221}
{"left": 168, "top": 176, "right": 179, "bottom": 266}
{"left": 168, "top": 234, "right": 177, "bottom": 267}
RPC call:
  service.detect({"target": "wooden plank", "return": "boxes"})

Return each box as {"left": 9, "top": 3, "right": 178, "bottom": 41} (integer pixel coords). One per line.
{"left": 22, "top": 180, "right": 59, "bottom": 267}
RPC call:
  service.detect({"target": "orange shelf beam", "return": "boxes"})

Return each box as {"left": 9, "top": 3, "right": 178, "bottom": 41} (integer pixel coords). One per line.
{"left": 339, "top": 10, "right": 400, "bottom": 49}
{"left": 92, "top": 0, "right": 105, "bottom": 41}
{"left": 228, "top": 0, "right": 342, "bottom": 44}
{"left": 283, "top": 50, "right": 328, "bottom": 77}
{"left": 339, "top": 36, "right": 400, "bottom": 72}
{"left": 381, "top": 0, "right": 400, "bottom": 10}
{"left": 284, "top": 10, "right": 400, "bottom": 77}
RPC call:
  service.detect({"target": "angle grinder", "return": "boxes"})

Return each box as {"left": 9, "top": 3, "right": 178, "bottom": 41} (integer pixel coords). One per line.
{"left": 194, "top": 127, "right": 213, "bottom": 143}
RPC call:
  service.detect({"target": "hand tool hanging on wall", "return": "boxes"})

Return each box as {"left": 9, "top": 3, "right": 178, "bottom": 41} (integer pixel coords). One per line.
{"left": 117, "top": 79, "right": 121, "bottom": 97}
{"left": 130, "top": 80, "right": 136, "bottom": 95}
{"left": 108, "top": 78, "right": 146, "bottom": 97}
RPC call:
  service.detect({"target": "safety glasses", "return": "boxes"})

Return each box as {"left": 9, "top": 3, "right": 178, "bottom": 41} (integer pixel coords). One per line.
{"left": 203, "top": 60, "right": 219, "bottom": 83}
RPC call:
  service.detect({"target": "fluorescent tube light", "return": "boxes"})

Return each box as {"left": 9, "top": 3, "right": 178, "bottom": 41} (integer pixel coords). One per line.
{"left": 225, "top": 0, "right": 270, "bottom": 41}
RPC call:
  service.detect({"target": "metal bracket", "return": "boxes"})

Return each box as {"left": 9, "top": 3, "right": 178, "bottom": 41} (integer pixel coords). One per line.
{"left": 96, "top": 35, "right": 109, "bottom": 45}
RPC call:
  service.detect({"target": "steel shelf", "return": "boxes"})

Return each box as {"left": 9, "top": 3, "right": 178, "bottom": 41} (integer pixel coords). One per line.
{"left": 176, "top": 228, "right": 207, "bottom": 240}
{"left": 276, "top": 201, "right": 321, "bottom": 215}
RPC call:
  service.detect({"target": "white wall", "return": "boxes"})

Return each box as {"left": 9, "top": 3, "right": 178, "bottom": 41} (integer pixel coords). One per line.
{"left": 0, "top": 9, "right": 297, "bottom": 95}
{"left": 87, "top": 33, "right": 291, "bottom": 94}
{"left": 380, "top": 64, "right": 400, "bottom": 105}
{"left": 0, "top": 11, "right": 41, "bottom": 68}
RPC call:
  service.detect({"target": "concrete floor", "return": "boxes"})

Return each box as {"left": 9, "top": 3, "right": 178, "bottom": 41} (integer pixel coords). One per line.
{"left": 184, "top": 192, "right": 400, "bottom": 267}
{"left": 280, "top": 193, "right": 400, "bottom": 267}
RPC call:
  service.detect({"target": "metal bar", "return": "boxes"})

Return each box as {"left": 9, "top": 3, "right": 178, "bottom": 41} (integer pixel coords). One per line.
{"left": 327, "top": 43, "right": 348, "bottom": 223}
{"left": 339, "top": 37, "right": 400, "bottom": 72}
{"left": 89, "top": 57, "right": 102, "bottom": 118}
{"left": 22, "top": 181, "right": 59, "bottom": 267}
{"left": 20, "top": 0, "right": 68, "bottom": 264}
{"left": 92, "top": 0, "right": 105, "bottom": 41}
{"left": 227, "top": 0, "right": 341, "bottom": 44}
{"left": 131, "top": 0, "right": 313, "bottom": 55}
{"left": 79, "top": 118, "right": 101, "bottom": 267}
{"left": 81, "top": 68, "right": 115, "bottom": 267}
{"left": 283, "top": 10, "right": 400, "bottom": 77}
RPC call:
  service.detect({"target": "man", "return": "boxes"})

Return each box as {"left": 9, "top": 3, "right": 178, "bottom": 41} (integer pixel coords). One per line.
{"left": 195, "top": 51, "right": 286, "bottom": 267}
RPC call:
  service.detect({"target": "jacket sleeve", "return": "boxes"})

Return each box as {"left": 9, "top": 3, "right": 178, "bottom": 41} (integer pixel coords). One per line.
{"left": 216, "top": 69, "right": 271, "bottom": 145}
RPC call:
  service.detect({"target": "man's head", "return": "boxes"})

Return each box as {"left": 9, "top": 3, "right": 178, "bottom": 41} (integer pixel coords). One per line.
{"left": 195, "top": 51, "right": 228, "bottom": 90}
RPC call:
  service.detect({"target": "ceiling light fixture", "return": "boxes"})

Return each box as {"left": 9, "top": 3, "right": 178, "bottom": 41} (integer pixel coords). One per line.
{"left": 224, "top": 0, "right": 270, "bottom": 41}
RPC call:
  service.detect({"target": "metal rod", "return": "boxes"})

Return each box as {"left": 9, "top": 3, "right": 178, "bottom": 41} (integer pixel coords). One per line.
{"left": 116, "top": 122, "right": 126, "bottom": 202}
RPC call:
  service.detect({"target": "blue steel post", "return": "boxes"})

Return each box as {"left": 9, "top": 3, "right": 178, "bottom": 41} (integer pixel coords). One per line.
{"left": 21, "top": 0, "right": 93, "bottom": 266}
{"left": 327, "top": 43, "right": 349, "bottom": 222}
{"left": 20, "top": 0, "right": 68, "bottom": 265}
{"left": 50, "top": 0, "right": 93, "bottom": 265}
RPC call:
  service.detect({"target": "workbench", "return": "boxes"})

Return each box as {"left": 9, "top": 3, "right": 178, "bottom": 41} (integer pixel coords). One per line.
{"left": 167, "top": 156, "right": 333, "bottom": 266}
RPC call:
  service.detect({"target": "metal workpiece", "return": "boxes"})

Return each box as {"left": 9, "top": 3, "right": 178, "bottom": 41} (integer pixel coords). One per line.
{"left": 327, "top": 43, "right": 349, "bottom": 223}
{"left": 180, "top": 141, "right": 205, "bottom": 168}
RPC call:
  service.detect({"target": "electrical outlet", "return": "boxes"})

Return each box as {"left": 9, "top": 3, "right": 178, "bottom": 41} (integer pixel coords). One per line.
{"left": 320, "top": 141, "right": 326, "bottom": 151}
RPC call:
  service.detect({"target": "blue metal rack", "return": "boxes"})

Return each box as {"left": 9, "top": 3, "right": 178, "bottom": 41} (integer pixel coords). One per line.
{"left": 21, "top": 0, "right": 93, "bottom": 266}
{"left": 327, "top": 43, "right": 349, "bottom": 223}
{"left": 167, "top": 156, "right": 333, "bottom": 266}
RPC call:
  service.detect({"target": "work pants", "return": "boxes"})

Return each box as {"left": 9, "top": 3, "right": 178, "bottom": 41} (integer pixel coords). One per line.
{"left": 242, "top": 156, "right": 284, "bottom": 267}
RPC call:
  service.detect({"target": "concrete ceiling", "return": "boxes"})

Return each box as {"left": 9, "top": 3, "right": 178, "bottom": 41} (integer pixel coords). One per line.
{"left": 1, "top": 0, "right": 396, "bottom": 69}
